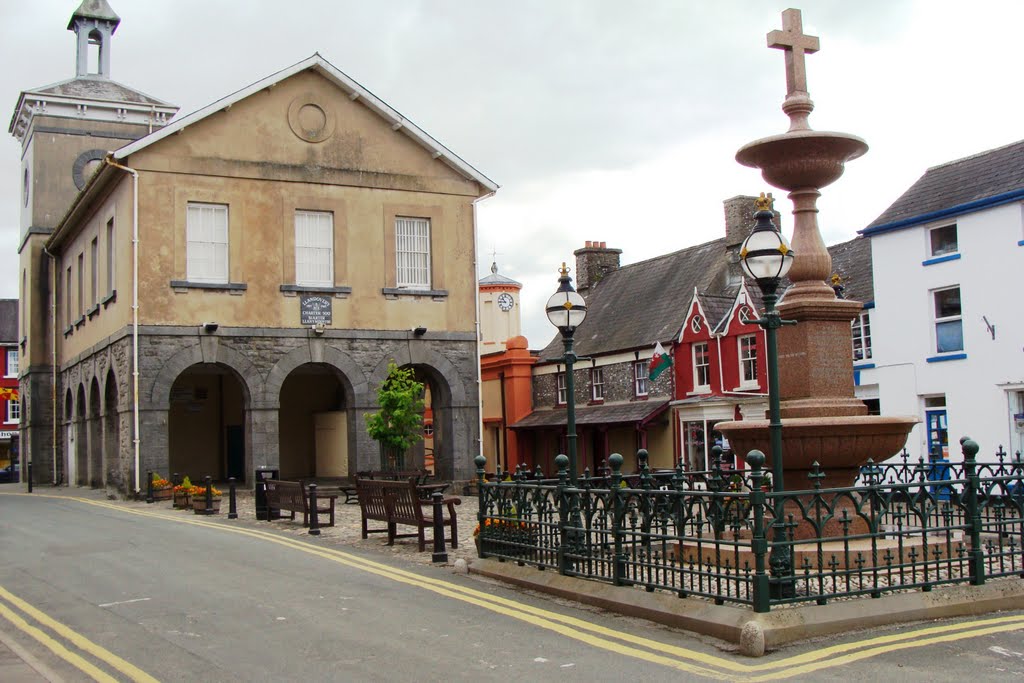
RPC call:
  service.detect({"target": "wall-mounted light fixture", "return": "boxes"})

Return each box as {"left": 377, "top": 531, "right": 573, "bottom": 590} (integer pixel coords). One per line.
{"left": 413, "top": 326, "right": 427, "bottom": 336}
{"left": 202, "top": 322, "right": 218, "bottom": 333}
{"left": 312, "top": 323, "right": 325, "bottom": 336}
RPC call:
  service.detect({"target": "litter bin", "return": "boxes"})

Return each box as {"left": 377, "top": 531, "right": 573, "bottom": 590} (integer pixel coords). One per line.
{"left": 254, "top": 467, "right": 280, "bottom": 520}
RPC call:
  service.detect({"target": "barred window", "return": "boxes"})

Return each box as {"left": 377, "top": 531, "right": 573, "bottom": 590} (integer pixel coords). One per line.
{"left": 395, "top": 217, "right": 431, "bottom": 289}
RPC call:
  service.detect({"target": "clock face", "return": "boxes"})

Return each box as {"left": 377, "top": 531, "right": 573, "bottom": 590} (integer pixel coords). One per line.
{"left": 497, "top": 293, "right": 514, "bottom": 311}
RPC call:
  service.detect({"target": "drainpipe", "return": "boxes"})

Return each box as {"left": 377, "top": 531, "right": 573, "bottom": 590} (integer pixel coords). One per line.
{"left": 42, "top": 246, "right": 58, "bottom": 484}
{"left": 471, "top": 189, "right": 497, "bottom": 467}
{"left": 104, "top": 157, "right": 141, "bottom": 495}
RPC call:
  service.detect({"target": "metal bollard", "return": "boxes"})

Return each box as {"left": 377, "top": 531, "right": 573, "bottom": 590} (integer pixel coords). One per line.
{"left": 228, "top": 477, "right": 237, "bottom": 519}
{"left": 431, "top": 491, "right": 448, "bottom": 563}
{"left": 194, "top": 475, "right": 214, "bottom": 516}
{"left": 146, "top": 470, "right": 154, "bottom": 504}
{"left": 308, "top": 483, "right": 321, "bottom": 536}
{"left": 27, "top": 461, "right": 32, "bottom": 493}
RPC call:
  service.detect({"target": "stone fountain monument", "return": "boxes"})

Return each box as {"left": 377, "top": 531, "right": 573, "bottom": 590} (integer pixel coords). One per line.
{"left": 716, "top": 9, "right": 917, "bottom": 491}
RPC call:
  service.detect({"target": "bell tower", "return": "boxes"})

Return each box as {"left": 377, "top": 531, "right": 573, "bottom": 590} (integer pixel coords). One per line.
{"left": 70, "top": 0, "right": 120, "bottom": 78}
{"left": 9, "top": 2, "right": 178, "bottom": 486}
{"left": 478, "top": 262, "right": 523, "bottom": 353}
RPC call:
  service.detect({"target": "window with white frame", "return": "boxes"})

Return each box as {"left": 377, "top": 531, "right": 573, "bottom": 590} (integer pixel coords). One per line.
{"left": 186, "top": 202, "right": 229, "bottom": 284}
{"left": 6, "top": 350, "right": 17, "bottom": 377}
{"left": 556, "top": 372, "right": 566, "bottom": 405}
{"left": 634, "top": 361, "right": 649, "bottom": 397}
{"left": 693, "top": 342, "right": 711, "bottom": 390}
{"left": 105, "top": 218, "right": 115, "bottom": 295}
{"left": 933, "top": 286, "right": 963, "bottom": 353}
{"left": 395, "top": 217, "right": 431, "bottom": 289}
{"left": 739, "top": 335, "right": 758, "bottom": 385}
{"left": 295, "top": 210, "right": 334, "bottom": 287}
{"left": 590, "top": 367, "right": 604, "bottom": 401}
{"left": 929, "top": 224, "right": 958, "bottom": 258}
{"left": 90, "top": 237, "right": 98, "bottom": 306}
{"left": 852, "top": 311, "right": 872, "bottom": 361}
{"left": 7, "top": 398, "right": 19, "bottom": 423}
{"left": 77, "top": 253, "right": 84, "bottom": 316}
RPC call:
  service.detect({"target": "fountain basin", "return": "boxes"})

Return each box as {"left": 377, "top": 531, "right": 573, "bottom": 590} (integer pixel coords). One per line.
{"left": 736, "top": 130, "right": 868, "bottom": 191}
{"left": 716, "top": 414, "right": 918, "bottom": 489}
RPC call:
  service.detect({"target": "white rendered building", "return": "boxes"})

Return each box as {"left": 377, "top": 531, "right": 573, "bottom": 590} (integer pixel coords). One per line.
{"left": 861, "top": 140, "right": 1024, "bottom": 462}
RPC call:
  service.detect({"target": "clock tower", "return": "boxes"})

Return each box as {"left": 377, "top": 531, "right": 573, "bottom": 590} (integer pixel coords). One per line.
{"left": 478, "top": 262, "right": 522, "bottom": 353}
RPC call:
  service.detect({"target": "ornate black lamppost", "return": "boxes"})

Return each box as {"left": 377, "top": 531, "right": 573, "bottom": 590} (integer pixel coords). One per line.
{"left": 739, "top": 193, "right": 796, "bottom": 599}
{"left": 546, "top": 263, "right": 588, "bottom": 485}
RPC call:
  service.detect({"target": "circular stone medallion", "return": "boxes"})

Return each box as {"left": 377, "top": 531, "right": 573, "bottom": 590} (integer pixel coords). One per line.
{"left": 288, "top": 95, "right": 336, "bottom": 143}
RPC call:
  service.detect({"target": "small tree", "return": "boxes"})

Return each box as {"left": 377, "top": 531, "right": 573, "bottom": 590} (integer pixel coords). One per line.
{"left": 365, "top": 361, "right": 425, "bottom": 469}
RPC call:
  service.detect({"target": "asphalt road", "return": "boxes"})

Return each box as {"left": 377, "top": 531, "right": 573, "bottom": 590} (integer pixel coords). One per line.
{"left": 1, "top": 486, "right": 1023, "bottom": 682}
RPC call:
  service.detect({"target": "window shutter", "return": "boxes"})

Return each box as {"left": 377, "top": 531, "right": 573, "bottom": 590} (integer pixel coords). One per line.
{"left": 187, "top": 203, "right": 229, "bottom": 284}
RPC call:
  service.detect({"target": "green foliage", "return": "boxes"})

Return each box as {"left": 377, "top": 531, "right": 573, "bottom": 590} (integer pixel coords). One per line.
{"left": 365, "top": 361, "right": 425, "bottom": 452}
{"left": 181, "top": 475, "right": 192, "bottom": 489}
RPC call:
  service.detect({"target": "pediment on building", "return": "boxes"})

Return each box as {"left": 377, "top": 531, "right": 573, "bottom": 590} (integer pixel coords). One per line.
{"left": 115, "top": 54, "right": 496, "bottom": 196}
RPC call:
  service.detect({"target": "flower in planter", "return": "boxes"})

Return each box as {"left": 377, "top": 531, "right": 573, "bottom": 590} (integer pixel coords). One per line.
{"left": 173, "top": 475, "right": 193, "bottom": 494}
{"left": 151, "top": 473, "right": 172, "bottom": 490}
{"left": 190, "top": 485, "right": 222, "bottom": 498}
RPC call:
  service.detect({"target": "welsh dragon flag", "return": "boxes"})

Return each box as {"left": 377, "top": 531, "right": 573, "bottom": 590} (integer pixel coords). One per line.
{"left": 648, "top": 342, "right": 672, "bottom": 381}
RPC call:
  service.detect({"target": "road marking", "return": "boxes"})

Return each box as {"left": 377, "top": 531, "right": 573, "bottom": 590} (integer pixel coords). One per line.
{"left": 97, "top": 597, "right": 151, "bottom": 608}
{"left": 990, "top": 645, "right": 1024, "bottom": 660}
{"left": 0, "top": 583, "right": 163, "bottom": 682}
{"left": 8, "top": 492, "right": 1024, "bottom": 680}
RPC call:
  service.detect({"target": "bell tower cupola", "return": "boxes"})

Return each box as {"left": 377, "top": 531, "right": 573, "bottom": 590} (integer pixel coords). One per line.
{"left": 69, "top": 0, "right": 121, "bottom": 78}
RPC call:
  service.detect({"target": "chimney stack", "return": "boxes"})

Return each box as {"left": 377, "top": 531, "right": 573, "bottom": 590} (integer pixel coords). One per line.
{"left": 723, "top": 195, "right": 783, "bottom": 249}
{"left": 573, "top": 241, "right": 622, "bottom": 295}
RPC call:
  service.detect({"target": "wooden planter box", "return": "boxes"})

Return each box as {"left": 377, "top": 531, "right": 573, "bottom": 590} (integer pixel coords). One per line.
{"left": 152, "top": 487, "right": 173, "bottom": 502}
{"left": 192, "top": 496, "right": 222, "bottom": 515}
{"left": 173, "top": 491, "right": 192, "bottom": 509}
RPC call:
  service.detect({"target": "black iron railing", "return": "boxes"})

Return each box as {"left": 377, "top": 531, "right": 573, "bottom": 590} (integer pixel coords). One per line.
{"left": 475, "top": 439, "right": 1024, "bottom": 612}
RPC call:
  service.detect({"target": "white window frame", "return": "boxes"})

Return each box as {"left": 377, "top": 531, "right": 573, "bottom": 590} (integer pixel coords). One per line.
{"left": 186, "top": 202, "right": 229, "bottom": 285}
{"left": 852, "top": 311, "right": 872, "bottom": 361}
{"left": 928, "top": 224, "right": 958, "bottom": 258}
{"left": 634, "top": 361, "right": 649, "bottom": 397}
{"left": 556, "top": 372, "right": 567, "bottom": 405}
{"left": 7, "top": 398, "right": 19, "bottom": 424}
{"left": 738, "top": 335, "right": 758, "bottom": 386}
{"left": 933, "top": 286, "right": 964, "bottom": 354}
{"left": 295, "top": 210, "right": 334, "bottom": 287}
{"left": 395, "top": 217, "right": 431, "bottom": 290}
{"left": 77, "top": 253, "right": 84, "bottom": 316}
{"left": 105, "top": 218, "right": 115, "bottom": 295}
{"left": 5, "top": 350, "right": 17, "bottom": 377}
{"left": 590, "top": 367, "right": 604, "bottom": 401}
{"left": 90, "top": 237, "right": 98, "bottom": 306}
{"left": 693, "top": 342, "right": 711, "bottom": 391}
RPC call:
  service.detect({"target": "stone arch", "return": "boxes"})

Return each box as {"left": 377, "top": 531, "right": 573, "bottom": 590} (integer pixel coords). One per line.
{"left": 88, "top": 376, "right": 102, "bottom": 488}
{"left": 263, "top": 342, "right": 367, "bottom": 406}
{"left": 366, "top": 347, "right": 469, "bottom": 480}
{"left": 150, "top": 340, "right": 259, "bottom": 409}
{"left": 75, "top": 383, "right": 87, "bottom": 486}
{"left": 104, "top": 366, "right": 121, "bottom": 490}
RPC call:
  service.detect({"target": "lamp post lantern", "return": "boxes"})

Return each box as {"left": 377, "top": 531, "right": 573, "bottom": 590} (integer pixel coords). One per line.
{"left": 546, "top": 263, "right": 588, "bottom": 485}
{"left": 739, "top": 193, "right": 796, "bottom": 599}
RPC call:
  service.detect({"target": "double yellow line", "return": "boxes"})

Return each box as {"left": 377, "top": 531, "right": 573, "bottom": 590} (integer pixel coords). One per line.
{"left": 4, "top": 493, "right": 1024, "bottom": 681}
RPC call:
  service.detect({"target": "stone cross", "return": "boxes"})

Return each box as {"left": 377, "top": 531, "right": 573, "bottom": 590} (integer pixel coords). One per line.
{"left": 767, "top": 8, "right": 819, "bottom": 97}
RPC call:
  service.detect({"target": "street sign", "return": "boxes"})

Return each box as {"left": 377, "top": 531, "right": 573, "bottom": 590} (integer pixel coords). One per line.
{"left": 300, "top": 295, "right": 332, "bottom": 326}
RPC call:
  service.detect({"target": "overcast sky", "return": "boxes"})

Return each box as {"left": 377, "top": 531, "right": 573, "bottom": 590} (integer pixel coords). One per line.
{"left": 3, "top": 1, "right": 1023, "bottom": 348}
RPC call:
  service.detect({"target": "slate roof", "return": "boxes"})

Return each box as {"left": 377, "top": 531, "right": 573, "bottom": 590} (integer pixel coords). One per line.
{"left": 21, "top": 77, "right": 172, "bottom": 107}
{"left": 510, "top": 400, "right": 670, "bottom": 430}
{"left": 0, "top": 300, "right": 18, "bottom": 343}
{"left": 828, "top": 236, "right": 873, "bottom": 304}
{"left": 537, "top": 239, "right": 729, "bottom": 359}
{"left": 704, "top": 290, "right": 739, "bottom": 334}
{"left": 864, "top": 139, "right": 1024, "bottom": 232}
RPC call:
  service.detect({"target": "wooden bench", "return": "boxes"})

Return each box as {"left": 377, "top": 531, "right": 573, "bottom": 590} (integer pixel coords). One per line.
{"left": 356, "top": 469, "right": 448, "bottom": 500}
{"left": 264, "top": 480, "right": 337, "bottom": 527}
{"left": 356, "top": 477, "right": 460, "bottom": 551}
